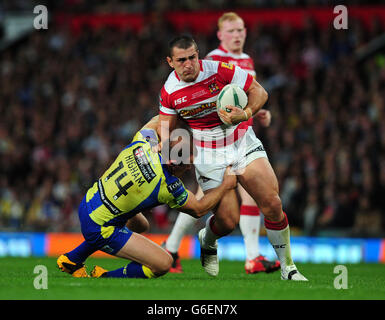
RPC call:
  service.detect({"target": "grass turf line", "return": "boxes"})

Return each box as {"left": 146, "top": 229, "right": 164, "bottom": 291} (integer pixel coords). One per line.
{"left": 0, "top": 257, "right": 384, "bottom": 300}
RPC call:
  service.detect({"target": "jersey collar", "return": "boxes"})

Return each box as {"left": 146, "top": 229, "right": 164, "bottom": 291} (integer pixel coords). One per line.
{"left": 218, "top": 45, "right": 243, "bottom": 58}
{"left": 218, "top": 45, "right": 228, "bottom": 53}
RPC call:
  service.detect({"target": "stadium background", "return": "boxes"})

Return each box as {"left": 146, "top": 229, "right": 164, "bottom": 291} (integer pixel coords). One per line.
{"left": 0, "top": 0, "right": 385, "bottom": 264}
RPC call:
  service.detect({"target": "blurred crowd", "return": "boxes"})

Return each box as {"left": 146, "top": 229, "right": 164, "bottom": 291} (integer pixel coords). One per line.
{"left": 1, "top": 0, "right": 385, "bottom": 14}
{"left": 0, "top": 8, "right": 384, "bottom": 237}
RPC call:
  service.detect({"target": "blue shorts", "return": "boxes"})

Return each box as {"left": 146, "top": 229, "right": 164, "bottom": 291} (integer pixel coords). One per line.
{"left": 78, "top": 196, "right": 133, "bottom": 255}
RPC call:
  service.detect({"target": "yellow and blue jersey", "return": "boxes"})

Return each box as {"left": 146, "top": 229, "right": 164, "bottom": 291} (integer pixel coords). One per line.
{"left": 83, "top": 128, "right": 189, "bottom": 228}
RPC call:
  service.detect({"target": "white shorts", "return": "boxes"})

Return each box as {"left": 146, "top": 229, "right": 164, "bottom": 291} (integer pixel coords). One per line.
{"left": 194, "top": 127, "right": 268, "bottom": 191}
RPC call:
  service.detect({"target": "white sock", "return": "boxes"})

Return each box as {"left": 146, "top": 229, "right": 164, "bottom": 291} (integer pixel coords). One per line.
{"left": 201, "top": 214, "right": 220, "bottom": 250}
{"left": 165, "top": 212, "right": 197, "bottom": 253}
{"left": 264, "top": 213, "right": 294, "bottom": 269}
{"left": 239, "top": 215, "right": 260, "bottom": 260}
{"left": 239, "top": 205, "right": 261, "bottom": 260}
{"left": 265, "top": 225, "right": 294, "bottom": 270}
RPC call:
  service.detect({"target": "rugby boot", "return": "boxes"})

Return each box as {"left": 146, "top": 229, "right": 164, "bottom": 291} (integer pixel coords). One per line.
{"left": 57, "top": 254, "right": 89, "bottom": 278}
{"left": 161, "top": 242, "right": 183, "bottom": 273}
{"left": 281, "top": 264, "right": 308, "bottom": 281}
{"left": 90, "top": 265, "right": 108, "bottom": 278}
{"left": 245, "top": 255, "right": 280, "bottom": 274}
{"left": 198, "top": 229, "right": 219, "bottom": 277}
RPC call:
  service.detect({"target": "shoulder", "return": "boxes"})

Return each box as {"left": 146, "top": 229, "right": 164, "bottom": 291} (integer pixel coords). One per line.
{"left": 201, "top": 59, "right": 220, "bottom": 74}
{"left": 205, "top": 48, "right": 227, "bottom": 58}
{"left": 239, "top": 52, "right": 252, "bottom": 59}
{"left": 198, "top": 60, "right": 219, "bottom": 78}
{"left": 163, "top": 71, "right": 180, "bottom": 94}
{"left": 133, "top": 128, "right": 159, "bottom": 147}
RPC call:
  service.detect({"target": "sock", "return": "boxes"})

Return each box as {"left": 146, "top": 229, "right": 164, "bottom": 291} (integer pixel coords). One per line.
{"left": 201, "top": 214, "right": 221, "bottom": 250}
{"left": 105, "top": 261, "right": 155, "bottom": 279}
{"left": 239, "top": 205, "right": 261, "bottom": 261}
{"left": 166, "top": 212, "right": 197, "bottom": 253}
{"left": 264, "top": 212, "right": 294, "bottom": 269}
{"left": 66, "top": 241, "right": 97, "bottom": 264}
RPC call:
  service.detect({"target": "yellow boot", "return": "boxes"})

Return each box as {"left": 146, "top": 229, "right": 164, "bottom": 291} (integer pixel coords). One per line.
{"left": 57, "top": 254, "right": 89, "bottom": 278}
{"left": 90, "top": 265, "right": 108, "bottom": 278}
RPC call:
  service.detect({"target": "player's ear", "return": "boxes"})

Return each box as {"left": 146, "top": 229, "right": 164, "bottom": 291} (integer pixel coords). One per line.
{"left": 166, "top": 56, "right": 174, "bottom": 69}
{"left": 217, "top": 30, "right": 222, "bottom": 41}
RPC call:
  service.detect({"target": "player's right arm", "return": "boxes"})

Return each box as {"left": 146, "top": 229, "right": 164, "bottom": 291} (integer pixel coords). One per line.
{"left": 178, "top": 167, "right": 237, "bottom": 218}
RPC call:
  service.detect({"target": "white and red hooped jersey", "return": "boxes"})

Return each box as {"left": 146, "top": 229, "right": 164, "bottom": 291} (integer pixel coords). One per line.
{"left": 205, "top": 46, "right": 256, "bottom": 128}
{"left": 159, "top": 59, "right": 253, "bottom": 148}
{"left": 205, "top": 45, "right": 256, "bottom": 79}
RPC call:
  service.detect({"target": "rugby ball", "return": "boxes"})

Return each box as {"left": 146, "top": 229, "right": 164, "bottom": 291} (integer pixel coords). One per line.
{"left": 216, "top": 84, "right": 248, "bottom": 121}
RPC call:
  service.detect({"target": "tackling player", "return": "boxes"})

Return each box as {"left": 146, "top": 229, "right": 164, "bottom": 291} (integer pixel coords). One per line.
{"left": 57, "top": 116, "right": 236, "bottom": 279}
{"left": 158, "top": 35, "right": 307, "bottom": 281}
{"left": 163, "top": 12, "right": 280, "bottom": 275}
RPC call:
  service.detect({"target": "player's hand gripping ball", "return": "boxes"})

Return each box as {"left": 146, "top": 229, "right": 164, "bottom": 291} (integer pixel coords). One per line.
{"left": 216, "top": 84, "right": 248, "bottom": 125}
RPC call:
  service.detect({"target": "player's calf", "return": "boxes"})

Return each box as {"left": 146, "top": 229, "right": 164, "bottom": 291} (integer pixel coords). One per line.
{"left": 209, "top": 189, "right": 239, "bottom": 236}
{"left": 91, "top": 259, "right": 172, "bottom": 279}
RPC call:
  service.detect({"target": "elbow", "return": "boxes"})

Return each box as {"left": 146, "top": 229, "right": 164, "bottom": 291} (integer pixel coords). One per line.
{"left": 194, "top": 208, "right": 208, "bottom": 219}
{"left": 187, "top": 208, "right": 204, "bottom": 219}
{"left": 262, "top": 88, "right": 269, "bottom": 105}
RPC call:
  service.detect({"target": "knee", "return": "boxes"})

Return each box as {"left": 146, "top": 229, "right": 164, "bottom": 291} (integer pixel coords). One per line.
{"left": 152, "top": 252, "right": 173, "bottom": 277}
{"left": 135, "top": 220, "right": 150, "bottom": 234}
{"left": 258, "top": 194, "right": 282, "bottom": 219}
{"left": 126, "top": 216, "right": 150, "bottom": 234}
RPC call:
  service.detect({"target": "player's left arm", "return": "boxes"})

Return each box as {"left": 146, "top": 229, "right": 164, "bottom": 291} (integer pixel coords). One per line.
{"left": 243, "top": 78, "right": 269, "bottom": 119}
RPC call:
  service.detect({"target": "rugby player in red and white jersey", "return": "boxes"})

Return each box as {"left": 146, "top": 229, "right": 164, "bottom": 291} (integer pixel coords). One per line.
{"left": 158, "top": 35, "right": 307, "bottom": 281}
{"left": 163, "top": 13, "right": 280, "bottom": 275}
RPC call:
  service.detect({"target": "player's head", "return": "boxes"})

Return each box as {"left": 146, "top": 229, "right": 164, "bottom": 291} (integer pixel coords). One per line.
{"left": 217, "top": 12, "right": 246, "bottom": 55}
{"left": 167, "top": 35, "right": 200, "bottom": 83}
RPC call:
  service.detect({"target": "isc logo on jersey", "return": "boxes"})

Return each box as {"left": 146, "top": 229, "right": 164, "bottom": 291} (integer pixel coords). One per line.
{"left": 216, "top": 84, "right": 248, "bottom": 124}
{"left": 174, "top": 96, "right": 187, "bottom": 105}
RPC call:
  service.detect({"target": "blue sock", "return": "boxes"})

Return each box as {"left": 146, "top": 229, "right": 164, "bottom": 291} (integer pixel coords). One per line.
{"left": 105, "top": 261, "right": 155, "bottom": 279}
{"left": 66, "top": 241, "right": 97, "bottom": 264}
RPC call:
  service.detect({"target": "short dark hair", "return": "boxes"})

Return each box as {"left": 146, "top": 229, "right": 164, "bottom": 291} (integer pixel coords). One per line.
{"left": 168, "top": 35, "right": 198, "bottom": 57}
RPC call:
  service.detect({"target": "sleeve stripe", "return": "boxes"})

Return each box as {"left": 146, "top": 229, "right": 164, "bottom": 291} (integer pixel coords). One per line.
{"left": 159, "top": 105, "right": 177, "bottom": 115}
{"left": 178, "top": 190, "right": 189, "bottom": 207}
{"left": 243, "top": 73, "right": 254, "bottom": 92}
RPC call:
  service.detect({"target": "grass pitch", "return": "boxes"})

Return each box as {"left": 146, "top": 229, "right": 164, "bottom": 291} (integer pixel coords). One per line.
{"left": 0, "top": 257, "right": 384, "bottom": 300}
